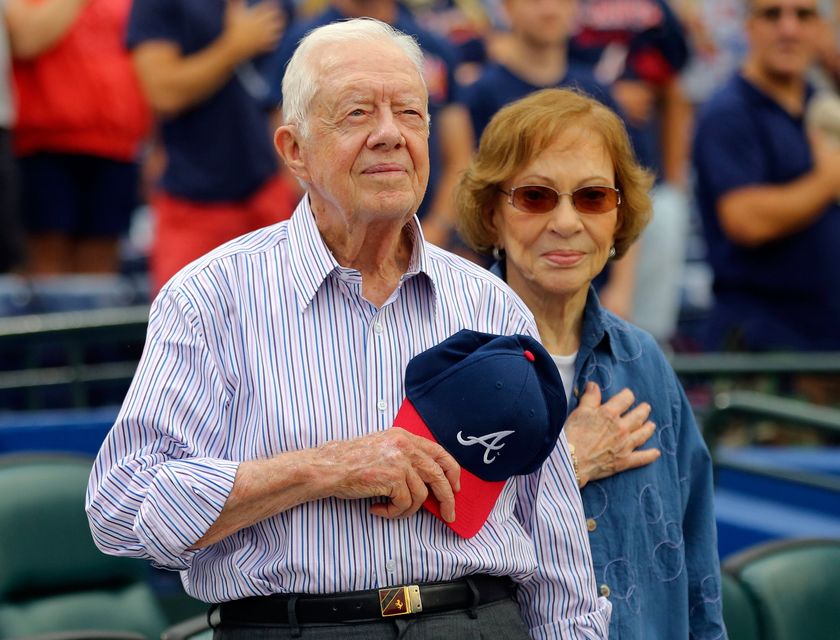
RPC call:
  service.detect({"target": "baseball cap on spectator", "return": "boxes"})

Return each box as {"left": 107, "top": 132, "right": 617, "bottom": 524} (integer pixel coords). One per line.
{"left": 393, "top": 329, "right": 567, "bottom": 538}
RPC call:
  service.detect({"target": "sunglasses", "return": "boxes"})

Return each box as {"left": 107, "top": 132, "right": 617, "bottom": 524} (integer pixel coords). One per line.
{"left": 754, "top": 6, "right": 818, "bottom": 22}
{"left": 499, "top": 185, "right": 621, "bottom": 215}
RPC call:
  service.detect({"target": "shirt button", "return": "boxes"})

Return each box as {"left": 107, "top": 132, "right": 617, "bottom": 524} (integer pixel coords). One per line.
{"left": 573, "top": 386, "right": 580, "bottom": 398}
{"left": 600, "top": 584, "right": 611, "bottom": 598}
{"left": 385, "top": 559, "right": 396, "bottom": 572}
{"left": 374, "top": 323, "right": 383, "bottom": 334}
{"left": 586, "top": 518, "right": 597, "bottom": 532}
{"left": 377, "top": 400, "right": 387, "bottom": 412}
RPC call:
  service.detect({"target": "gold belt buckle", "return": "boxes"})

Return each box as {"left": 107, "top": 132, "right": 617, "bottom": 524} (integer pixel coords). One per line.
{"left": 378, "top": 585, "right": 423, "bottom": 617}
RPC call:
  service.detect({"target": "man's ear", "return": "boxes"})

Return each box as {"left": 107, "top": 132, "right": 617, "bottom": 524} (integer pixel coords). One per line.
{"left": 275, "top": 125, "right": 310, "bottom": 183}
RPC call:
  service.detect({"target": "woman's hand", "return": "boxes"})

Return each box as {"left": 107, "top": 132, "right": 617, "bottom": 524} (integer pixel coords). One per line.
{"left": 565, "top": 382, "right": 660, "bottom": 488}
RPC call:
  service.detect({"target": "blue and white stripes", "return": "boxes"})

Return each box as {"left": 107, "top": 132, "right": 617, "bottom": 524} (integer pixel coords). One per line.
{"left": 85, "top": 198, "right": 610, "bottom": 636}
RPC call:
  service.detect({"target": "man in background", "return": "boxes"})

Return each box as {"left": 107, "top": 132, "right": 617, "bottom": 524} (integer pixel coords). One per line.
{"left": 570, "top": 0, "right": 694, "bottom": 344}
{"left": 128, "top": 0, "right": 297, "bottom": 290}
{"left": 693, "top": 0, "right": 840, "bottom": 352}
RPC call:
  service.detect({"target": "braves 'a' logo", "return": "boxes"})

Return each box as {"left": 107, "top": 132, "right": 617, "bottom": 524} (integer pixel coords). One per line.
{"left": 456, "top": 430, "right": 515, "bottom": 464}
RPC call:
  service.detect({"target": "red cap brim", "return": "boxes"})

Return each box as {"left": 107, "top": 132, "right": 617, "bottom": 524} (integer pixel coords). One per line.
{"left": 393, "top": 399, "right": 506, "bottom": 538}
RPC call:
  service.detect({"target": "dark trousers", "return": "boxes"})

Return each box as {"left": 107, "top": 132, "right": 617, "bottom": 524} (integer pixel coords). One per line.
{"left": 0, "top": 129, "right": 26, "bottom": 271}
{"left": 213, "top": 598, "right": 531, "bottom": 639}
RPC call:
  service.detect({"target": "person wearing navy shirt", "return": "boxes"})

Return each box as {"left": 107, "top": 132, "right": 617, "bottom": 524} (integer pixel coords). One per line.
{"left": 568, "top": 0, "right": 694, "bottom": 345}
{"left": 464, "top": 0, "right": 639, "bottom": 320}
{"left": 268, "top": 0, "right": 473, "bottom": 250}
{"left": 127, "top": 0, "right": 298, "bottom": 290}
{"left": 569, "top": 0, "right": 690, "bottom": 176}
{"left": 693, "top": 0, "right": 840, "bottom": 351}
{"left": 464, "top": 0, "right": 619, "bottom": 142}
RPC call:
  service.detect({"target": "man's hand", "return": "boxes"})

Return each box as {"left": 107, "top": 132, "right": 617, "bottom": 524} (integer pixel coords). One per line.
{"left": 612, "top": 79, "right": 657, "bottom": 127}
{"left": 222, "top": 0, "right": 285, "bottom": 63}
{"left": 809, "top": 129, "right": 840, "bottom": 199}
{"left": 314, "top": 429, "right": 461, "bottom": 522}
{"left": 193, "top": 429, "right": 460, "bottom": 549}
{"left": 564, "top": 382, "right": 660, "bottom": 488}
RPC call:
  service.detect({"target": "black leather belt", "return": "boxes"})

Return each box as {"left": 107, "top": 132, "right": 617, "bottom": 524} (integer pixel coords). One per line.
{"left": 217, "top": 575, "right": 515, "bottom": 625}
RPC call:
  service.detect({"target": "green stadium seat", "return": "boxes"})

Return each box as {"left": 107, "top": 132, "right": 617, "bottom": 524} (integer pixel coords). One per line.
{"left": 723, "top": 538, "right": 840, "bottom": 640}
{"left": 160, "top": 614, "right": 212, "bottom": 640}
{"left": 721, "top": 569, "right": 760, "bottom": 640}
{"left": 0, "top": 454, "right": 167, "bottom": 639}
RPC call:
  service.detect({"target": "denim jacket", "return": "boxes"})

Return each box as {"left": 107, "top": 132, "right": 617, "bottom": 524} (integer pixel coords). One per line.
{"left": 573, "top": 290, "right": 725, "bottom": 639}
{"left": 492, "top": 263, "right": 727, "bottom": 638}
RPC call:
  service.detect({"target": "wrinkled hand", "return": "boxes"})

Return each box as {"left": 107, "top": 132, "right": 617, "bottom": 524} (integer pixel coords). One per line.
{"left": 565, "top": 382, "right": 660, "bottom": 488}
{"left": 223, "top": 0, "right": 285, "bottom": 62}
{"left": 314, "top": 429, "right": 461, "bottom": 522}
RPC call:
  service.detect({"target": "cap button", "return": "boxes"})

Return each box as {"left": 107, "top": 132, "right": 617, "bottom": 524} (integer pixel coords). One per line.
{"left": 523, "top": 350, "right": 535, "bottom": 362}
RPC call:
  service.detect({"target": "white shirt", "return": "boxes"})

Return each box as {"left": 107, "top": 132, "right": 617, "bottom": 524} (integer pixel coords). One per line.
{"left": 552, "top": 352, "right": 578, "bottom": 408}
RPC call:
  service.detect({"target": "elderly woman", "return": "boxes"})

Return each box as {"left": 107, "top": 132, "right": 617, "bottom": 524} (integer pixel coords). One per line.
{"left": 456, "top": 88, "right": 726, "bottom": 639}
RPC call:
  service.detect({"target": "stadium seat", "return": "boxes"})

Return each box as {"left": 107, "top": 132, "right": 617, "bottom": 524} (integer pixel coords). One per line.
{"left": 160, "top": 614, "right": 212, "bottom": 640}
{"left": 723, "top": 538, "right": 840, "bottom": 640}
{"left": 0, "top": 454, "right": 168, "bottom": 639}
{"left": 721, "top": 570, "right": 759, "bottom": 640}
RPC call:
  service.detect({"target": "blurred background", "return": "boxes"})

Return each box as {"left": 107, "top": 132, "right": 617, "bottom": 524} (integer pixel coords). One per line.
{"left": 0, "top": 0, "right": 839, "bottom": 638}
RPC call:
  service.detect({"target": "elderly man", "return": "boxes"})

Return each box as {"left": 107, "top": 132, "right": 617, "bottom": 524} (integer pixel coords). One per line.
{"left": 268, "top": 0, "right": 473, "bottom": 250}
{"left": 86, "top": 19, "right": 610, "bottom": 639}
{"left": 693, "top": 0, "right": 840, "bottom": 351}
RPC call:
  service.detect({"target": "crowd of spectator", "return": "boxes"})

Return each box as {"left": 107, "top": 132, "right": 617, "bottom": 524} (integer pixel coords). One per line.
{"left": 1, "top": 0, "right": 839, "bottom": 354}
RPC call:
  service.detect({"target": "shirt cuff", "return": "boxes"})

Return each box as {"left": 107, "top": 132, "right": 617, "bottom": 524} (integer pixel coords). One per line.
{"left": 529, "top": 596, "right": 612, "bottom": 639}
{"left": 134, "top": 458, "right": 240, "bottom": 569}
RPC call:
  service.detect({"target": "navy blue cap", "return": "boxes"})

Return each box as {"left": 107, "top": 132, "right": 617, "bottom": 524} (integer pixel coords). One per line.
{"left": 393, "top": 329, "right": 567, "bottom": 537}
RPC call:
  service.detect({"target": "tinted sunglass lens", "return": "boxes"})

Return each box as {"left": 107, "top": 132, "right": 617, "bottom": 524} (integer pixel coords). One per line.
{"left": 573, "top": 187, "right": 617, "bottom": 213}
{"left": 513, "top": 186, "right": 558, "bottom": 213}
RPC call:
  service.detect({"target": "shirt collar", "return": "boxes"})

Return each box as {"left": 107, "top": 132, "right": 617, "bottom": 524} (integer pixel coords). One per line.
{"left": 736, "top": 73, "right": 816, "bottom": 117}
{"left": 287, "top": 196, "right": 436, "bottom": 310}
{"left": 579, "top": 288, "right": 613, "bottom": 355}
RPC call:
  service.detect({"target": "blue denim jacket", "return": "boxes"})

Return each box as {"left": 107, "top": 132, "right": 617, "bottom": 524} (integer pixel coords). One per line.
{"left": 492, "top": 264, "right": 727, "bottom": 638}
{"left": 573, "top": 291, "right": 726, "bottom": 639}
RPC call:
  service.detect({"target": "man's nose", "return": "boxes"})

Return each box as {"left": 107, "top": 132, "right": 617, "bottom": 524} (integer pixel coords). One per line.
{"left": 778, "top": 10, "right": 806, "bottom": 35}
{"left": 367, "top": 110, "right": 404, "bottom": 149}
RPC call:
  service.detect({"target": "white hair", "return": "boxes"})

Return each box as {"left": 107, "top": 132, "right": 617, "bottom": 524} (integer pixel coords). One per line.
{"left": 280, "top": 18, "right": 428, "bottom": 138}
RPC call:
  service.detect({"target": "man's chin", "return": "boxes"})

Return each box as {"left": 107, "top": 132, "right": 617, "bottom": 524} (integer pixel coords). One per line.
{"left": 364, "top": 192, "right": 421, "bottom": 216}
{"left": 765, "top": 62, "right": 810, "bottom": 83}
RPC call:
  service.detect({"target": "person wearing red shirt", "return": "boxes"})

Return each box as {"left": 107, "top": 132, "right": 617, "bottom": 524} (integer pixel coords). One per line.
{"left": 6, "top": 0, "right": 151, "bottom": 273}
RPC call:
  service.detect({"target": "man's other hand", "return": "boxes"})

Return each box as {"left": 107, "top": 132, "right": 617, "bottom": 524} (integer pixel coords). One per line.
{"left": 222, "top": 0, "right": 285, "bottom": 62}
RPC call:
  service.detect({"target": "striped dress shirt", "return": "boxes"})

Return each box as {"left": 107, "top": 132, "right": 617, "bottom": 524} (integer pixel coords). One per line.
{"left": 86, "top": 198, "right": 610, "bottom": 637}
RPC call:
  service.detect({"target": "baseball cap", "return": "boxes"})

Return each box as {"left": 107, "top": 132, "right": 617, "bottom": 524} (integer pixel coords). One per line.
{"left": 392, "top": 329, "right": 567, "bottom": 538}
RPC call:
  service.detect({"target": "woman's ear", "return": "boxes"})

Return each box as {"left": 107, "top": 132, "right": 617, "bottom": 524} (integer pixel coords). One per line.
{"left": 275, "top": 125, "right": 310, "bottom": 183}
{"left": 485, "top": 203, "right": 502, "bottom": 249}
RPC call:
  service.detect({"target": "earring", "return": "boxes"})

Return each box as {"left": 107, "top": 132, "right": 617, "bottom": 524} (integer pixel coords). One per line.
{"left": 608, "top": 246, "right": 616, "bottom": 259}
{"left": 492, "top": 246, "right": 504, "bottom": 262}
